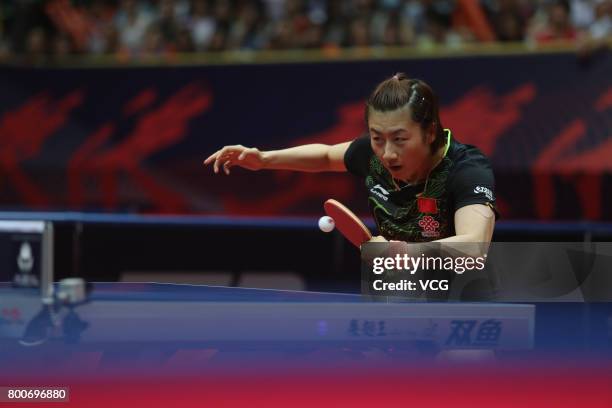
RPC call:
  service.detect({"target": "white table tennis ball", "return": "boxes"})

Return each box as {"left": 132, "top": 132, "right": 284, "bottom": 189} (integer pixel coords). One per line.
{"left": 318, "top": 216, "right": 335, "bottom": 232}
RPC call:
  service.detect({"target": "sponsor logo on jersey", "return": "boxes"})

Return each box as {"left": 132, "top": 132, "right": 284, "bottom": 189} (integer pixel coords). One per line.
{"left": 418, "top": 215, "right": 440, "bottom": 238}
{"left": 474, "top": 186, "right": 494, "bottom": 201}
{"left": 370, "top": 184, "right": 390, "bottom": 201}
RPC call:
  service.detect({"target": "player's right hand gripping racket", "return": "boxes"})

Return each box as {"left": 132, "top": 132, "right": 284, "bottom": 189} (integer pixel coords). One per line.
{"left": 324, "top": 199, "right": 372, "bottom": 247}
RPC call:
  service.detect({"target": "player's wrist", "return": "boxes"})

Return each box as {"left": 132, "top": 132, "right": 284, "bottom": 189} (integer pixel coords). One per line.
{"left": 259, "top": 150, "right": 271, "bottom": 169}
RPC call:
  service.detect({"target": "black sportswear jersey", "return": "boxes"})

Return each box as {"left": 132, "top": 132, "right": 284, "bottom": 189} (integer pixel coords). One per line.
{"left": 344, "top": 129, "right": 497, "bottom": 242}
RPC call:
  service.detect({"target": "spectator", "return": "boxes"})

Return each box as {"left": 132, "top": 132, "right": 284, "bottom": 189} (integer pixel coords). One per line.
{"left": 529, "top": 0, "right": 578, "bottom": 44}
{"left": 24, "top": 26, "right": 48, "bottom": 63}
{"left": 213, "top": 0, "right": 233, "bottom": 27}
{"left": 157, "top": 0, "right": 183, "bottom": 47}
{"left": 206, "top": 0, "right": 232, "bottom": 50}
{"left": 418, "top": 1, "right": 467, "bottom": 47}
{"left": 176, "top": 26, "right": 195, "bottom": 52}
{"left": 87, "top": 0, "right": 118, "bottom": 54}
{"left": 348, "top": 16, "right": 371, "bottom": 47}
{"left": 267, "top": 0, "right": 311, "bottom": 49}
{"left": 208, "top": 23, "right": 229, "bottom": 51}
{"left": 322, "top": 0, "right": 348, "bottom": 48}
{"left": 576, "top": 0, "right": 611, "bottom": 57}
{"left": 115, "top": 0, "right": 155, "bottom": 53}
{"left": 381, "top": 9, "right": 414, "bottom": 46}
{"left": 262, "top": 0, "right": 286, "bottom": 22}
{"left": 284, "top": 0, "right": 312, "bottom": 47}
{"left": 402, "top": 0, "right": 427, "bottom": 37}
{"left": 188, "top": 0, "right": 216, "bottom": 51}
{"left": 1, "top": 0, "right": 607, "bottom": 58}
{"left": 8, "top": 0, "right": 54, "bottom": 55}
{"left": 570, "top": 0, "right": 596, "bottom": 29}
{"left": 228, "top": 1, "right": 267, "bottom": 49}
{"left": 588, "top": 0, "right": 611, "bottom": 40}
{"left": 267, "top": 18, "right": 294, "bottom": 48}
{"left": 52, "top": 32, "right": 74, "bottom": 57}
{"left": 484, "top": 0, "right": 528, "bottom": 41}
{"left": 142, "top": 23, "right": 164, "bottom": 54}
{"left": 302, "top": 21, "right": 325, "bottom": 48}
{"left": 0, "top": 5, "right": 10, "bottom": 59}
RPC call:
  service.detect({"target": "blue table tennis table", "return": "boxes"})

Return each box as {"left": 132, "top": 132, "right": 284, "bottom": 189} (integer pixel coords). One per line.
{"left": 2, "top": 281, "right": 612, "bottom": 385}
{"left": 1, "top": 282, "right": 534, "bottom": 353}
{"left": 0, "top": 281, "right": 607, "bottom": 408}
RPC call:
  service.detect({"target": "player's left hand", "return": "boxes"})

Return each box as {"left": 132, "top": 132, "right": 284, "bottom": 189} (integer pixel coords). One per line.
{"left": 203, "top": 145, "right": 265, "bottom": 175}
{"left": 367, "top": 235, "right": 388, "bottom": 243}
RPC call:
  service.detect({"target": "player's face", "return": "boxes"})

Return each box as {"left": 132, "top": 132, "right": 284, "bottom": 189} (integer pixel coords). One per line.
{"left": 368, "top": 107, "right": 435, "bottom": 183}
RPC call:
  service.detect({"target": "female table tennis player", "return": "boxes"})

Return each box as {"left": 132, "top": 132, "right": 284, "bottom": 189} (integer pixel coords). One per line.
{"left": 204, "top": 73, "right": 497, "bottom": 244}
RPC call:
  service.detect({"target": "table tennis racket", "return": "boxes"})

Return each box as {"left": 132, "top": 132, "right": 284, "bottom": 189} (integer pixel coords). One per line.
{"left": 324, "top": 199, "right": 372, "bottom": 247}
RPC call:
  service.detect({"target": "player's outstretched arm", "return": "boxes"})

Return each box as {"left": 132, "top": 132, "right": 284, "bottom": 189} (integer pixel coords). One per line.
{"left": 203, "top": 142, "right": 351, "bottom": 175}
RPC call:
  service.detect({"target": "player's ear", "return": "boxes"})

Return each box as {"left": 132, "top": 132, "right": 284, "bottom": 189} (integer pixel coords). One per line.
{"left": 426, "top": 123, "right": 436, "bottom": 144}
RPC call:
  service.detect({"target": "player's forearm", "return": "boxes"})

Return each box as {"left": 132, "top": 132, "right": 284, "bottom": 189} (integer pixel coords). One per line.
{"left": 389, "top": 237, "right": 489, "bottom": 260}
{"left": 436, "top": 205, "right": 495, "bottom": 245}
{"left": 261, "top": 144, "right": 340, "bottom": 172}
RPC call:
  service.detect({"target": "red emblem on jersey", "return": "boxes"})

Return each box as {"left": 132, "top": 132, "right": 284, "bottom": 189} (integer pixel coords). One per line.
{"left": 417, "top": 196, "right": 438, "bottom": 214}
{"left": 418, "top": 215, "right": 440, "bottom": 238}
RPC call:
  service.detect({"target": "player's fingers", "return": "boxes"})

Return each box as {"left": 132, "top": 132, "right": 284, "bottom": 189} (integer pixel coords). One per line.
{"left": 203, "top": 150, "right": 221, "bottom": 166}
{"left": 213, "top": 154, "right": 223, "bottom": 173}
{"left": 238, "top": 150, "right": 247, "bottom": 160}
{"left": 211, "top": 146, "right": 247, "bottom": 173}
{"left": 214, "top": 146, "right": 234, "bottom": 173}
{"left": 223, "top": 160, "right": 231, "bottom": 175}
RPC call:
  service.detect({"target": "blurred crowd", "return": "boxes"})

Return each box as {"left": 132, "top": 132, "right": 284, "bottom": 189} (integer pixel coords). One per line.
{"left": 0, "top": 0, "right": 610, "bottom": 60}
